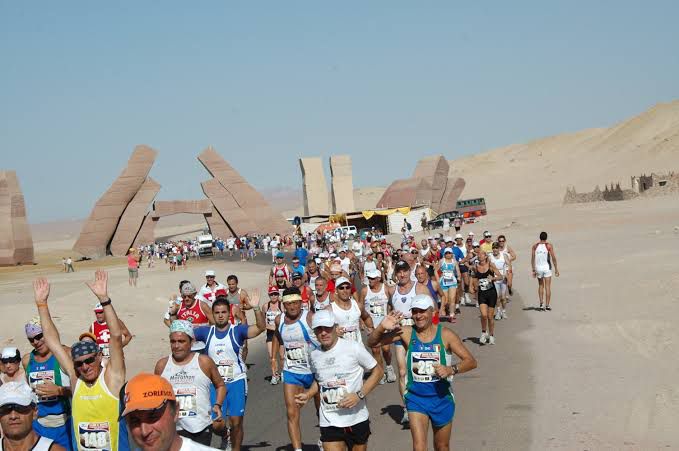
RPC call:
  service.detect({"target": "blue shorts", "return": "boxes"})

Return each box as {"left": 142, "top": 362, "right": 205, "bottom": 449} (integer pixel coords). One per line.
{"left": 282, "top": 370, "right": 314, "bottom": 389}
{"left": 211, "top": 378, "right": 247, "bottom": 418}
{"left": 405, "top": 393, "right": 455, "bottom": 428}
{"left": 395, "top": 340, "right": 404, "bottom": 347}
{"left": 34, "top": 419, "right": 72, "bottom": 450}
{"left": 441, "top": 284, "right": 457, "bottom": 292}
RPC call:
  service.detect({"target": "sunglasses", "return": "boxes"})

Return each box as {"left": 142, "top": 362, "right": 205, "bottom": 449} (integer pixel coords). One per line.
{"left": 270, "top": 293, "right": 280, "bottom": 296}
{"left": 473, "top": 246, "right": 480, "bottom": 248}
{"left": 28, "top": 333, "right": 44, "bottom": 343}
{"left": 337, "top": 285, "right": 351, "bottom": 291}
{"left": 1, "top": 357, "right": 20, "bottom": 364}
{"left": 0, "top": 403, "right": 33, "bottom": 416}
{"left": 74, "top": 355, "right": 98, "bottom": 369}
{"left": 498, "top": 240, "right": 506, "bottom": 243}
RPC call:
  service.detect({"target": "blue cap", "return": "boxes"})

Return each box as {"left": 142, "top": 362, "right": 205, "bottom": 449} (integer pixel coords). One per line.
{"left": 276, "top": 252, "right": 285, "bottom": 258}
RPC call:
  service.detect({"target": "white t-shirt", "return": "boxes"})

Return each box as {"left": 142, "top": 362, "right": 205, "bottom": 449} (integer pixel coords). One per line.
{"left": 309, "top": 338, "right": 377, "bottom": 427}
{"left": 179, "top": 437, "right": 220, "bottom": 450}
{"left": 340, "top": 257, "right": 351, "bottom": 274}
{"left": 352, "top": 241, "right": 363, "bottom": 257}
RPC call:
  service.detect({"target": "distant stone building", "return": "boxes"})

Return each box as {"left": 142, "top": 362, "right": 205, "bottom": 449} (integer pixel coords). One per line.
{"left": 631, "top": 172, "right": 677, "bottom": 194}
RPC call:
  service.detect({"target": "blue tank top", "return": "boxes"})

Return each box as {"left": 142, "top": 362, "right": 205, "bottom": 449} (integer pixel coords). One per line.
{"left": 27, "top": 352, "right": 70, "bottom": 417}
{"left": 405, "top": 325, "right": 453, "bottom": 399}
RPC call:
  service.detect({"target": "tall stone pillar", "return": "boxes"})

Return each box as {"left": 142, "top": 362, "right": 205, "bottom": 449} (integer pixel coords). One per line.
{"left": 329, "top": 155, "right": 355, "bottom": 213}
{"left": 0, "top": 171, "right": 34, "bottom": 266}
{"left": 109, "top": 177, "right": 161, "bottom": 256}
{"left": 299, "top": 157, "right": 330, "bottom": 216}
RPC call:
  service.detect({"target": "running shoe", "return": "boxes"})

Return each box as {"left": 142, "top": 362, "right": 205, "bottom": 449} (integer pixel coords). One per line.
{"left": 270, "top": 375, "right": 279, "bottom": 385}
{"left": 455, "top": 307, "right": 461, "bottom": 315}
{"left": 508, "top": 287, "right": 513, "bottom": 296}
{"left": 489, "top": 335, "right": 496, "bottom": 345}
{"left": 401, "top": 409, "right": 410, "bottom": 425}
{"left": 546, "top": 306, "right": 552, "bottom": 311}
{"left": 538, "top": 304, "right": 544, "bottom": 311}
{"left": 479, "top": 332, "right": 488, "bottom": 344}
{"left": 379, "top": 374, "right": 387, "bottom": 385}
{"left": 501, "top": 310, "right": 508, "bottom": 319}
{"left": 386, "top": 365, "right": 397, "bottom": 383}
{"left": 494, "top": 311, "right": 502, "bottom": 320}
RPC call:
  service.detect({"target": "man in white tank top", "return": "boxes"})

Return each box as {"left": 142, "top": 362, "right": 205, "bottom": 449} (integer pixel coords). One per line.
{"left": 312, "top": 277, "right": 332, "bottom": 312}
{"left": 359, "top": 269, "right": 397, "bottom": 385}
{"left": 531, "top": 232, "right": 560, "bottom": 311}
{"left": 386, "top": 260, "right": 418, "bottom": 425}
{"left": 0, "top": 382, "right": 63, "bottom": 451}
{"left": 331, "top": 277, "right": 374, "bottom": 346}
{"left": 489, "top": 243, "right": 511, "bottom": 320}
{"left": 154, "top": 320, "right": 226, "bottom": 447}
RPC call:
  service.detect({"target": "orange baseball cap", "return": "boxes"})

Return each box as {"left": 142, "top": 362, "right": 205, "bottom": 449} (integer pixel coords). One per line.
{"left": 120, "top": 373, "right": 175, "bottom": 417}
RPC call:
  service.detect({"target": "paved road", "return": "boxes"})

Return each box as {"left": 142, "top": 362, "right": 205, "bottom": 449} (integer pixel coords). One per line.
{"left": 213, "top": 270, "right": 534, "bottom": 451}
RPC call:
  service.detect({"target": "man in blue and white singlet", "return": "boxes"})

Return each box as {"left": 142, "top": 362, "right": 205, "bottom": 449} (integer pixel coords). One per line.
{"left": 369, "top": 295, "right": 477, "bottom": 451}
{"left": 194, "top": 290, "right": 266, "bottom": 451}
{"left": 270, "top": 287, "right": 320, "bottom": 451}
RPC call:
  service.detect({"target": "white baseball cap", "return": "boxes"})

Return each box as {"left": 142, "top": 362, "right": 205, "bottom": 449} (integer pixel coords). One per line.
{"left": 411, "top": 294, "right": 435, "bottom": 311}
{"left": 0, "top": 381, "right": 37, "bottom": 408}
{"left": 444, "top": 236, "right": 453, "bottom": 242}
{"left": 443, "top": 247, "right": 454, "bottom": 254}
{"left": 468, "top": 231, "right": 475, "bottom": 236}
{"left": 311, "top": 309, "right": 337, "bottom": 329}
{"left": 1, "top": 347, "right": 19, "bottom": 360}
{"left": 335, "top": 277, "right": 351, "bottom": 288}
{"left": 455, "top": 233, "right": 463, "bottom": 239}
{"left": 205, "top": 270, "right": 215, "bottom": 277}
{"left": 473, "top": 241, "right": 480, "bottom": 247}
{"left": 366, "top": 269, "right": 381, "bottom": 279}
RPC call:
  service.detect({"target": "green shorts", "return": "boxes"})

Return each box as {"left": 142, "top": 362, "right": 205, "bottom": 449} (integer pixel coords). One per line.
{"left": 128, "top": 268, "right": 138, "bottom": 278}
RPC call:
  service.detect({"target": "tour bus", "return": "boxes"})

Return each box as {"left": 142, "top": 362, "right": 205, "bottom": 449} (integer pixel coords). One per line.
{"left": 455, "top": 198, "right": 487, "bottom": 218}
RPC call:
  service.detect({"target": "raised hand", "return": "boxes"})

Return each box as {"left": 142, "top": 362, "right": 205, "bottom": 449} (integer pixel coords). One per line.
{"left": 294, "top": 392, "right": 309, "bottom": 407}
{"left": 381, "top": 310, "right": 403, "bottom": 331}
{"left": 86, "top": 270, "right": 109, "bottom": 301}
{"left": 33, "top": 278, "right": 50, "bottom": 306}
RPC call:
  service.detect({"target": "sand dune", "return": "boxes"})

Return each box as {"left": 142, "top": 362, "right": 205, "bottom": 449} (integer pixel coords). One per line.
{"left": 448, "top": 100, "right": 679, "bottom": 211}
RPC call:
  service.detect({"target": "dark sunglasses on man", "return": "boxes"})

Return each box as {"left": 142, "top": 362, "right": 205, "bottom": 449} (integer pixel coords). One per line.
{"left": 0, "top": 403, "right": 33, "bottom": 416}
{"left": 28, "top": 333, "right": 44, "bottom": 343}
{"left": 1, "top": 357, "right": 20, "bottom": 365}
{"left": 74, "top": 355, "right": 99, "bottom": 369}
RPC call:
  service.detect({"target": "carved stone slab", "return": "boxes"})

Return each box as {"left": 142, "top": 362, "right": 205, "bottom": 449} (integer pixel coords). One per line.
{"left": 110, "top": 177, "right": 161, "bottom": 256}
{"left": 299, "top": 157, "right": 330, "bottom": 216}
{"left": 0, "top": 171, "right": 34, "bottom": 266}
{"left": 329, "top": 155, "right": 355, "bottom": 213}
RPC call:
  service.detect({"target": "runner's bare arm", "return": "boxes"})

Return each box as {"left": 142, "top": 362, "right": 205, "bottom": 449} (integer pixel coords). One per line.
{"left": 199, "top": 355, "right": 226, "bottom": 420}
{"left": 441, "top": 328, "right": 477, "bottom": 375}
{"left": 86, "top": 270, "right": 125, "bottom": 393}
{"left": 243, "top": 289, "right": 266, "bottom": 338}
{"left": 32, "top": 278, "right": 76, "bottom": 385}
{"left": 119, "top": 320, "right": 133, "bottom": 347}
{"left": 154, "top": 357, "right": 168, "bottom": 376}
{"left": 367, "top": 311, "right": 407, "bottom": 347}
{"left": 294, "top": 381, "right": 319, "bottom": 407}
{"left": 358, "top": 302, "right": 374, "bottom": 331}
{"left": 270, "top": 316, "right": 282, "bottom": 374}
{"left": 548, "top": 243, "right": 559, "bottom": 276}
{"left": 202, "top": 301, "right": 215, "bottom": 325}
{"left": 358, "top": 287, "right": 367, "bottom": 304}
{"left": 531, "top": 243, "right": 537, "bottom": 276}
{"left": 507, "top": 245, "right": 517, "bottom": 261}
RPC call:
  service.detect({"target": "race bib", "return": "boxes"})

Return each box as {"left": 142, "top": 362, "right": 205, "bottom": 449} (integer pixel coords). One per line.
{"left": 442, "top": 270, "right": 455, "bottom": 284}
{"left": 265, "top": 311, "right": 279, "bottom": 327}
{"left": 29, "top": 370, "right": 57, "bottom": 402}
{"left": 175, "top": 387, "right": 197, "bottom": 417}
{"left": 479, "top": 278, "right": 493, "bottom": 291}
{"left": 78, "top": 422, "right": 111, "bottom": 451}
{"left": 411, "top": 351, "right": 441, "bottom": 383}
{"left": 217, "top": 361, "right": 235, "bottom": 382}
{"left": 284, "top": 342, "right": 309, "bottom": 368}
{"left": 342, "top": 325, "right": 360, "bottom": 342}
{"left": 320, "top": 380, "right": 348, "bottom": 412}
{"left": 368, "top": 300, "right": 386, "bottom": 317}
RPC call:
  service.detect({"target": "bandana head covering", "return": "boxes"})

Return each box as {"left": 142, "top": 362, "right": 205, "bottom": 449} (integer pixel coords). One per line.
{"left": 169, "top": 320, "right": 195, "bottom": 340}
{"left": 70, "top": 341, "right": 99, "bottom": 360}
{"left": 25, "top": 317, "right": 43, "bottom": 339}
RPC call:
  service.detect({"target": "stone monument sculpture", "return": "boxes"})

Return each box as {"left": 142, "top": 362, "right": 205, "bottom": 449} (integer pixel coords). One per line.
{"left": 299, "top": 157, "right": 330, "bottom": 216}
{"left": 109, "top": 177, "right": 161, "bottom": 256}
{"left": 0, "top": 171, "right": 34, "bottom": 266}
{"left": 329, "top": 155, "right": 355, "bottom": 213}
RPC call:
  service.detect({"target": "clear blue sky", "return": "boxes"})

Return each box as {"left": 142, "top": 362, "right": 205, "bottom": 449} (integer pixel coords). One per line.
{"left": 2, "top": 1, "right": 678, "bottom": 223}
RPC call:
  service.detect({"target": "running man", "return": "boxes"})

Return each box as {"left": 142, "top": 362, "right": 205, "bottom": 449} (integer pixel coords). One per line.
{"left": 415, "top": 264, "right": 446, "bottom": 320}
{"left": 22, "top": 318, "right": 73, "bottom": 449}
{"left": 89, "top": 303, "right": 133, "bottom": 359}
{"left": 194, "top": 290, "right": 266, "bottom": 450}
{"left": 32, "top": 270, "right": 129, "bottom": 451}
{"left": 291, "top": 272, "right": 313, "bottom": 311}
{"left": 197, "top": 270, "right": 227, "bottom": 306}
{"left": 312, "top": 277, "right": 332, "bottom": 312}
{"left": 368, "top": 295, "right": 477, "bottom": 451}
{"left": 387, "top": 260, "right": 418, "bottom": 424}
{"left": 165, "top": 282, "right": 214, "bottom": 328}
{"left": 497, "top": 234, "right": 517, "bottom": 294}
{"left": 531, "top": 231, "right": 560, "bottom": 310}
{"left": 331, "top": 277, "right": 374, "bottom": 345}
{"left": 489, "top": 242, "right": 511, "bottom": 320}
{"left": 154, "top": 320, "right": 226, "bottom": 446}
{"left": 269, "top": 288, "right": 320, "bottom": 451}
{"left": 295, "top": 309, "right": 384, "bottom": 451}
{"left": 359, "top": 269, "right": 397, "bottom": 384}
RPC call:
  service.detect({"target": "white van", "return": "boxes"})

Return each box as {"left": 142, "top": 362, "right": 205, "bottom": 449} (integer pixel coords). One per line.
{"left": 337, "top": 225, "right": 358, "bottom": 238}
{"left": 196, "top": 234, "right": 214, "bottom": 256}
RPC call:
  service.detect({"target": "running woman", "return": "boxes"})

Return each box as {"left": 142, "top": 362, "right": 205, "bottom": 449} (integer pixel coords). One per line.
{"left": 264, "top": 286, "right": 284, "bottom": 385}
{"left": 295, "top": 309, "right": 384, "bottom": 451}
{"left": 368, "top": 296, "right": 477, "bottom": 451}
{"left": 489, "top": 242, "right": 511, "bottom": 320}
{"left": 269, "top": 288, "right": 320, "bottom": 451}
{"left": 471, "top": 250, "right": 503, "bottom": 345}
{"left": 531, "top": 231, "right": 560, "bottom": 311}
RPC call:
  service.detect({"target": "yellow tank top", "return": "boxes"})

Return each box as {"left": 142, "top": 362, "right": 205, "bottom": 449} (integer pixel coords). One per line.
{"left": 71, "top": 368, "right": 120, "bottom": 451}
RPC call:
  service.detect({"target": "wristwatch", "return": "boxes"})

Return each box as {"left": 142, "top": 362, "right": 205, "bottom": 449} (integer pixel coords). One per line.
{"left": 357, "top": 390, "right": 365, "bottom": 400}
{"left": 451, "top": 364, "right": 459, "bottom": 375}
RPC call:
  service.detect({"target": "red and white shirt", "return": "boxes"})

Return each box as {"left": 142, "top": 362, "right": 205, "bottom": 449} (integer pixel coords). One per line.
{"left": 177, "top": 301, "right": 210, "bottom": 326}
{"left": 197, "top": 282, "right": 227, "bottom": 306}
{"left": 91, "top": 321, "right": 111, "bottom": 357}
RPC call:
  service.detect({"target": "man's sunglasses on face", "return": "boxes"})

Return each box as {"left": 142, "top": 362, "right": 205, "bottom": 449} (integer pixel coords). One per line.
{"left": 1, "top": 357, "right": 20, "bottom": 365}
{"left": 28, "top": 333, "right": 44, "bottom": 343}
{"left": 0, "top": 403, "right": 33, "bottom": 416}
{"left": 74, "top": 355, "right": 98, "bottom": 369}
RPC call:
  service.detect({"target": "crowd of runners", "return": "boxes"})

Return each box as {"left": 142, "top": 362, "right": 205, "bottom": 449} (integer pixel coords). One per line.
{"left": 0, "top": 226, "right": 559, "bottom": 451}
